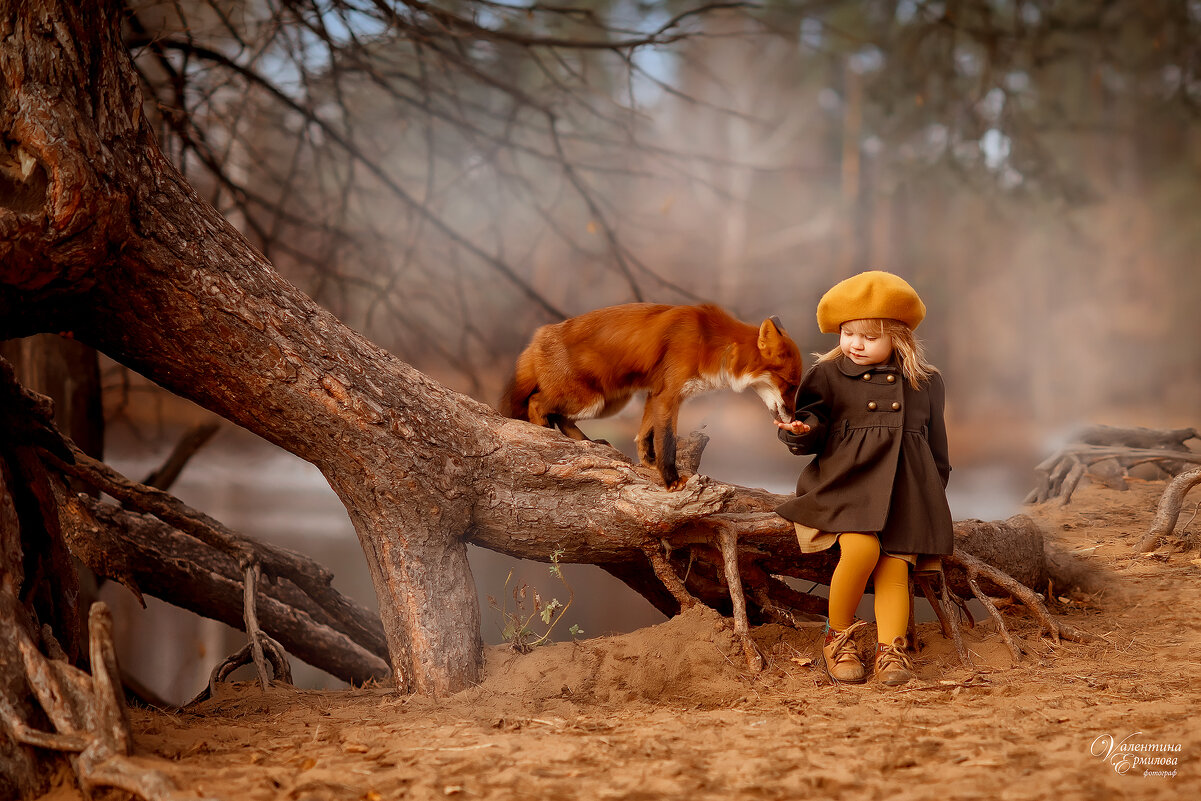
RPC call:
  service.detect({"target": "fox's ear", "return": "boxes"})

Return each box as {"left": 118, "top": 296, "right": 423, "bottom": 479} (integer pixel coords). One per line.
{"left": 758, "top": 316, "right": 785, "bottom": 350}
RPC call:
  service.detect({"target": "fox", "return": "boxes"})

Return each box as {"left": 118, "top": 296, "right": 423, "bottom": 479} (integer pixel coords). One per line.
{"left": 500, "top": 302, "right": 804, "bottom": 490}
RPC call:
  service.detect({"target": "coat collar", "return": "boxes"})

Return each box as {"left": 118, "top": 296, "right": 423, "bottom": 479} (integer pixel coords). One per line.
{"left": 835, "top": 353, "right": 899, "bottom": 378}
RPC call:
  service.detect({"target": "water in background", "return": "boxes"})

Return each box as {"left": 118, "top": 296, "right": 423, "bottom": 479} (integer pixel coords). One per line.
{"left": 101, "top": 392, "right": 1031, "bottom": 705}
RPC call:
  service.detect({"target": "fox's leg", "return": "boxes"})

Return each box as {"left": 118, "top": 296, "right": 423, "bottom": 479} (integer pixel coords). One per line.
{"left": 551, "top": 416, "right": 588, "bottom": 440}
{"left": 646, "top": 393, "right": 684, "bottom": 490}
{"left": 526, "top": 392, "right": 552, "bottom": 428}
{"left": 552, "top": 417, "right": 611, "bottom": 446}
{"left": 635, "top": 401, "right": 656, "bottom": 468}
{"left": 529, "top": 394, "right": 611, "bottom": 445}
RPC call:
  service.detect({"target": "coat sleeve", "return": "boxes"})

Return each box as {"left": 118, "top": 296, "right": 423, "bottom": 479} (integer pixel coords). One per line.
{"left": 777, "top": 364, "right": 831, "bottom": 456}
{"left": 927, "top": 372, "right": 952, "bottom": 488}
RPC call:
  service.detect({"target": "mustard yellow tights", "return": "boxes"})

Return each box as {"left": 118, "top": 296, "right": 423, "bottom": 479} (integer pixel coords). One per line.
{"left": 827, "top": 532, "right": 910, "bottom": 644}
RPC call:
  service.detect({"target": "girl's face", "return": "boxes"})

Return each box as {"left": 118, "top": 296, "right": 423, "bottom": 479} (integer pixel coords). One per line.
{"left": 840, "top": 321, "right": 893, "bottom": 366}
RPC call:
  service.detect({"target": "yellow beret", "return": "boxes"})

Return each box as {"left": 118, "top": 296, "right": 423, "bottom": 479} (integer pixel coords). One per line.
{"left": 816, "top": 270, "right": 926, "bottom": 333}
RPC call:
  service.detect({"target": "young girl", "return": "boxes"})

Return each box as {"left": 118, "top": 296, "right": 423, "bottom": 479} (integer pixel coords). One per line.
{"left": 775, "top": 271, "right": 953, "bottom": 687}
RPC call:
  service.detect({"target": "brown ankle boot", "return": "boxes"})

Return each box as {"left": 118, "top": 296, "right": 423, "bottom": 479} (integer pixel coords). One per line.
{"left": 874, "top": 637, "right": 914, "bottom": 686}
{"left": 822, "top": 620, "right": 867, "bottom": 684}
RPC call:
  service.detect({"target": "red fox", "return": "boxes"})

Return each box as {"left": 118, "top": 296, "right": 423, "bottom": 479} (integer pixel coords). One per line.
{"left": 500, "top": 303, "right": 803, "bottom": 489}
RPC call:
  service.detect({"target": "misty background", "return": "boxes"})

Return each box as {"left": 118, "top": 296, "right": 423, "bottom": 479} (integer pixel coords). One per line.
{"left": 93, "top": 0, "right": 1201, "bottom": 703}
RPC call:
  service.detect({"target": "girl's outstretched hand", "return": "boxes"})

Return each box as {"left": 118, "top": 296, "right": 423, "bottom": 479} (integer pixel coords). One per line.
{"left": 775, "top": 420, "right": 811, "bottom": 434}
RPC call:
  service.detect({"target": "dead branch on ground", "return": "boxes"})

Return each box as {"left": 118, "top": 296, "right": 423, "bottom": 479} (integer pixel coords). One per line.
{"left": 1027, "top": 426, "right": 1200, "bottom": 505}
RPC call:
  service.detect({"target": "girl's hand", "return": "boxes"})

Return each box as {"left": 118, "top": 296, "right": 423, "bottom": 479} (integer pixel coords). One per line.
{"left": 775, "top": 420, "right": 811, "bottom": 434}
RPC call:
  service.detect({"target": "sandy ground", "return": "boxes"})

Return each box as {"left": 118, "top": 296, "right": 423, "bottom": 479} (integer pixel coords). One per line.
{"left": 38, "top": 479, "right": 1200, "bottom": 800}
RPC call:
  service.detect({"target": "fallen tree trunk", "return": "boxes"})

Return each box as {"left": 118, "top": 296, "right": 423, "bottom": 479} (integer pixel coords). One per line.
{"left": 1078, "top": 425, "right": 1199, "bottom": 451}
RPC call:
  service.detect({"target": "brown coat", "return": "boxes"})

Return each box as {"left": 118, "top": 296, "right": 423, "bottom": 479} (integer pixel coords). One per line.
{"left": 775, "top": 354, "right": 954, "bottom": 556}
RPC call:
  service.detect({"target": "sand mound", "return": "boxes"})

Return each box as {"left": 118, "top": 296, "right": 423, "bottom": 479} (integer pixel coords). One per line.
{"left": 463, "top": 603, "right": 746, "bottom": 709}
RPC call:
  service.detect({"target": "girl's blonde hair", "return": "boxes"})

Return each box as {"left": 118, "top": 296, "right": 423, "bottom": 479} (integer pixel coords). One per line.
{"left": 816, "top": 318, "right": 939, "bottom": 386}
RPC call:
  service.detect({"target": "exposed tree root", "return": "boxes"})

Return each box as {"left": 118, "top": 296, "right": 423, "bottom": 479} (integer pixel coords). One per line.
{"left": 0, "top": 599, "right": 191, "bottom": 801}
{"left": 61, "top": 490, "right": 389, "bottom": 686}
{"left": 643, "top": 540, "right": 697, "bottom": 610}
{"left": 188, "top": 634, "right": 293, "bottom": 708}
{"left": 967, "top": 577, "right": 1023, "bottom": 662}
{"left": 915, "top": 569, "right": 973, "bottom": 668}
{"left": 241, "top": 562, "right": 293, "bottom": 691}
{"left": 718, "top": 528, "right": 763, "bottom": 673}
{"left": 31, "top": 426, "right": 392, "bottom": 687}
{"left": 951, "top": 549, "right": 1094, "bottom": 648}
{"left": 1138, "top": 467, "right": 1201, "bottom": 552}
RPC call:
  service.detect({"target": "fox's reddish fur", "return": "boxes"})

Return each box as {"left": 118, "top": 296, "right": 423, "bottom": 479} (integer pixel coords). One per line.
{"left": 500, "top": 303, "right": 803, "bottom": 489}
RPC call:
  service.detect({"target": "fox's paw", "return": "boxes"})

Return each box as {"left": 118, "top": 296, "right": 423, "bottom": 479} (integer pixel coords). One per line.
{"left": 659, "top": 467, "right": 683, "bottom": 490}
{"left": 666, "top": 472, "right": 707, "bottom": 492}
{"left": 668, "top": 474, "right": 705, "bottom": 492}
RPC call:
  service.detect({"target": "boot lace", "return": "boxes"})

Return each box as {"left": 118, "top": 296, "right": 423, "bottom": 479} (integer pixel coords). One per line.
{"left": 825, "top": 620, "right": 867, "bottom": 666}
{"left": 875, "top": 638, "right": 913, "bottom": 673}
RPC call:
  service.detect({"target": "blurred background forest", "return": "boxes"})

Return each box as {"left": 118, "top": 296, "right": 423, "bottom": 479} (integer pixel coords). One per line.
{"left": 15, "top": 0, "right": 1200, "bottom": 704}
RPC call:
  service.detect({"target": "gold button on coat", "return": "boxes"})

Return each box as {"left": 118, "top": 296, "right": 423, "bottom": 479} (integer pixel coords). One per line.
{"left": 867, "top": 401, "right": 878, "bottom": 411}
{"left": 892, "top": 401, "right": 901, "bottom": 410}
{"left": 862, "top": 373, "right": 872, "bottom": 380}
{"left": 886, "top": 375, "right": 896, "bottom": 383}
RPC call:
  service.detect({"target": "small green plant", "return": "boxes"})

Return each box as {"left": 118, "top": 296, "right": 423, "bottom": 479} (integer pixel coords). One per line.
{"left": 487, "top": 548, "right": 582, "bottom": 653}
